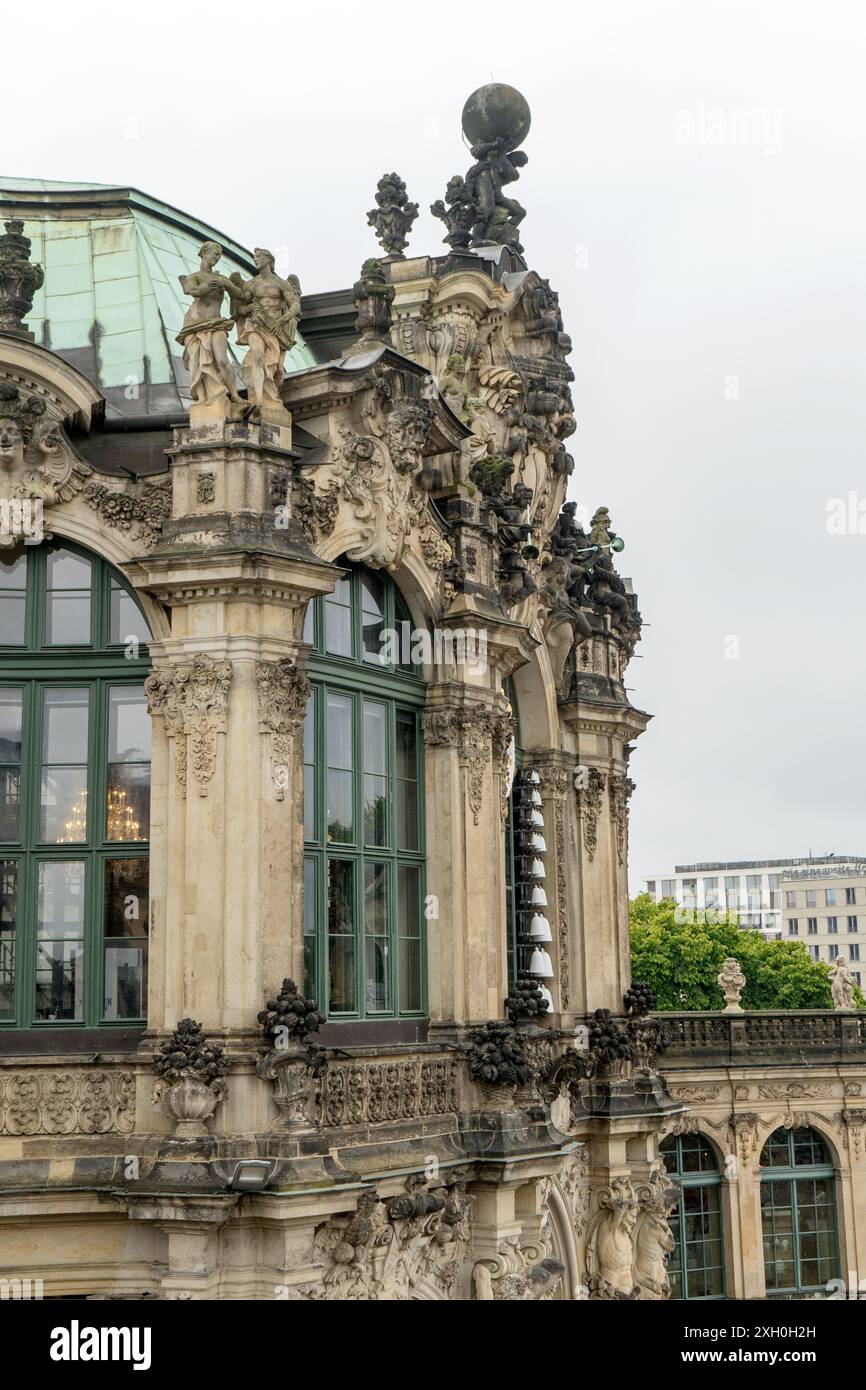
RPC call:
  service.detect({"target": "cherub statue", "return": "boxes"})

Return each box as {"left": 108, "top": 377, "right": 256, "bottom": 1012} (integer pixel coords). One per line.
{"left": 176, "top": 241, "right": 244, "bottom": 417}
{"left": 227, "top": 249, "right": 301, "bottom": 424}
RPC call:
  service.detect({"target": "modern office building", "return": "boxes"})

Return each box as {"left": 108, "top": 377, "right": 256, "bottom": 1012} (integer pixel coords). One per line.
{"left": 644, "top": 855, "right": 866, "bottom": 958}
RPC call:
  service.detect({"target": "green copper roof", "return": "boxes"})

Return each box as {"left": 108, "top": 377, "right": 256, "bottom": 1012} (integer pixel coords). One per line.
{"left": 0, "top": 179, "right": 316, "bottom": 418}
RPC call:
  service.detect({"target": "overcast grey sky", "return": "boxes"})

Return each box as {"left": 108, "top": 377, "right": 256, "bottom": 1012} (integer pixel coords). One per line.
{"left": 6, "top": 0, "right": 865, "bottom": 888}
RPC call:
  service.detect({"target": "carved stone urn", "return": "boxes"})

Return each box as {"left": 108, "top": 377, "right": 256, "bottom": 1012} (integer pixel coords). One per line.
{"left": 163, "top": 1075, "right": 225, "bottom": 1138}
{"left": 257, "top": 1049, "right": 316, "bottom": 1129}
{"left": 152, "top": 1018, "right": 228, "bottom": 1139}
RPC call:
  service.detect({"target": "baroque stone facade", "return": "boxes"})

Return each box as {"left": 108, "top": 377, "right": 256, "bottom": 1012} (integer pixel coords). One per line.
{"left": 0, "top": 84, "right": 857, "bottom": 1306}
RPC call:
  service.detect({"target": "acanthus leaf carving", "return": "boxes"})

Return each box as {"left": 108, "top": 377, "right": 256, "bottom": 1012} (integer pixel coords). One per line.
{"left": 576, "top": 767, "right": 606, "bottom": 861}
{"left": 145, "top": 654, "right": 232, "bottom": 796}
{"left": 256, "top": 658, "right": 311, "bottom": 801}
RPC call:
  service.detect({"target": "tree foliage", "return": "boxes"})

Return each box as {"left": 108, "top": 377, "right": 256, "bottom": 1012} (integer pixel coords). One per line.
{"left": 629, "top": 893, "right": 864, "bottom": 1011}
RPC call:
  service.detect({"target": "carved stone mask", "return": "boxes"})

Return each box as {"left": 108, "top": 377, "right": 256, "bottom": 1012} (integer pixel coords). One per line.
{"left": 0, "top": 418, "right": 24, "bottom": 469}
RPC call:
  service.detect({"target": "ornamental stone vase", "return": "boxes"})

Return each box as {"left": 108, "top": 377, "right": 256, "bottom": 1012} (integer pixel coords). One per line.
{"left": 257, "top": 1049, "right": 316, "bottom": 1129}
{"left": 163, "top": 1076, "right": 225, "bottom": 1137}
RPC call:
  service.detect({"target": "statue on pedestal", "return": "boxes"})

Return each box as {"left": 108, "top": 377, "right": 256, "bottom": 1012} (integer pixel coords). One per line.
{"left": 717, "top": 957, "right": 746, "bottom": 1012}
{"left": 830, "top": 956, "right": 856, "bottom": 1011}
{"left": 227, "top": 249, "right": 300, "bottom": 425}
{"left": 177, "top": 241, "right": 244, "bottom": 418}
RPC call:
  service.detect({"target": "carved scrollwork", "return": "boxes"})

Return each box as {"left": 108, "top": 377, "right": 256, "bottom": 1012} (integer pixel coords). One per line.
{"left": 0, "top": 1069, "right": 135, "bottom": 1135}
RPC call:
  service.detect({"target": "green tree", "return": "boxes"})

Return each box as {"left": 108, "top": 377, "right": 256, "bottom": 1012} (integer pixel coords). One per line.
{"left": 629, "top": 893, "right": 864, "bottom": 1010}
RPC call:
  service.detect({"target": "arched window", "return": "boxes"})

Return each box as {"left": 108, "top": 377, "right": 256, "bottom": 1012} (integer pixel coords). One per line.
{"left": 760, "top": 1126, "right": 840, "bottom": 1295}
{"left": 302, "top": 564, "right": 426, "bottom": 1020}
{"left": 660, "top": 1132, "right": 726, "bottom": 1299}
{"left": 0, "top": 540, "right": 152, "bottom": 1029}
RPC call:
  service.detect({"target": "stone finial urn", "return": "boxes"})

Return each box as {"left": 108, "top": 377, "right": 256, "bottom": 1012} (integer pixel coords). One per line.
{"left": 717, "top": 957, "right": 746, "bottom": 1013}
{"left": 153, "top": 1018, "right": 228, "bottom": 1137}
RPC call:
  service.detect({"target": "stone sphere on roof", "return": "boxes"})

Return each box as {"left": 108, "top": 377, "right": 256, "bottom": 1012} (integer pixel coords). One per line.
{"left": 461, "top": 84, "right": 531, "bottom": 150}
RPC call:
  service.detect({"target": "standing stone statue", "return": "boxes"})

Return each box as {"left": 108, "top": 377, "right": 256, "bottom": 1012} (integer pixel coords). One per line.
{"left": 829, "top": 956, "right": 856, "bottom": 1011}
{"left": 227, "top": 249, "right": 301, "bottom": 425}
{"left": 717, "top": 957, "right": 746, "bottom": 1012}
{"left": 177, "top": 241, "right": 245, "bottom": 421}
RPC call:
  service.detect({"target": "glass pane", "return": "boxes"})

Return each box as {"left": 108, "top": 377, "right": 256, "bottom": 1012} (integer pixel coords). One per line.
{"left": 327, "top": 693, "right": 353, "bottom": 768}
{"left": 303, "top": 601, "right": 314, "bottom": 646}
{"left": 303, "top": 856, "right": 317, "bottom": 996}
{"left": 34, "top": 940, "right": 84, "bottom": 1021}
{"left": 47, "top": 549, "right": 91, "bottom": 588}
{"left": 398, "top": 865, "right": 420, "bottom": 937}
{"left": 106, "top": 764, "right": 150, "bottom": 841}
{"left": 364, "top": 776, "right": 387, "bottom": 845}
{"left": 325, "top": 577, "right": 352, "bottom": 657}
{"left": 41, "top": 769, "right": 88, "bottom": 843}
{"left": 361, "top": 572, "right": 385, "bottom": 663}
{"left": 303, "top": 695, "right": 316, "bottom": 841}
{"left": 0, "top": 688, "right": 23, "bottom": 763}
{"left": 327, "top": 694, "right": 353, "bottom": 843}
{"left": 46, "top": 591, "right": 90, "bottom": 645}
{"left": 364, "top": 703, "right": 387, "bottom": 774}
{"left": 0, "top": 593, "right": 25, "bottom": 646}
{"left": 104, "top": 858, "right": 150, "bottom": 937}
{"left": 364, "top": 861, "right": 389, "bottom": 934}
{"left": 327, "top": 771, "right": 353, "bottom": 843}
{"left": 103, "top": 942, "right": 146, "bottom": 1020}
{"left": 108, "top": 687, "right": 151, "bottom": 762}
{"left": 365, "top": 936, "right": 391, "bottom": 1012}
{"left": 0, "top": 689, "right": 22, "bottom": 840}
{"left": 37, "top": 861, "right": 85, "bottom": 938}
{"left": 328, "top": 860, "right": 355, "bottom": 1012}
{"left": 396, "top": 711, "right": 418, "bottom": 850}
{"left": 109, "top": 584, "right": 151, "bottom": 646}
{"left": 361, "top": 570, "right": 384, "bottom": 616}
{"left": 399, "top": 938, "right": 421, "bottom": 1012}
{"left": 43, "top": 688, "right": 89, "bottom": 763}
{"left": 0, "top": 860, "right": 16, "bottom": 1019}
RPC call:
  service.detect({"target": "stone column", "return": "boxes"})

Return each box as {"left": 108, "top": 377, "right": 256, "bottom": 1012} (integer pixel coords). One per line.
{"left": 422, "top": 689, "right": 506, "bottom": 1026}
{"left": 128, "top": 420, "right": 338, "bottom": 1129}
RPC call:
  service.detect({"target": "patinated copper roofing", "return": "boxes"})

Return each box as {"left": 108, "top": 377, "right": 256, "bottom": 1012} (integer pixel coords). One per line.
{"left": 0, "top": 178, "right": 316, "bottom": 419}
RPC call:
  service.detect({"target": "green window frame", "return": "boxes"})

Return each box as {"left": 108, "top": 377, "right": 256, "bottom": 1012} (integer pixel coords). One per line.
{"left": 0, "top": 540, "right": 152, "bottom": 1031}
{"left": 302, "top": 564, "right": 426, "bottom": 1022}
{"left": 760, "top": 1126, "right": 840, "bottom": 1295}
{"left": 660, "top": 1132, "right": 726, "bottom": 1300}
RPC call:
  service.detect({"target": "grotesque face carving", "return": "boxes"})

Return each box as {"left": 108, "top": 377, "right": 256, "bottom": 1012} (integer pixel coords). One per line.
{"left": 0, "top": 417, "right": 24, "bottom": 471}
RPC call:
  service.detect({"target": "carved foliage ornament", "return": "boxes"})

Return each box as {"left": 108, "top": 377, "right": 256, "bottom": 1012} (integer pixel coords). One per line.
{"left": 256, "top": 658, "right": 311, "bottom": 801}
{"left": 145, "top": 654, "right": 232, "bottom": 796}
{"left": 300, "top": 1176, "right": 470, "bottom": 1301}
{"left": 0, "top": 1069, "right": 134, "bottom": 1136}
{"left": 320, "top": 368, "right": 434, "bottom": 569}
{"left": 0, "top": 381, "right": 91, "bottom": 545}
{"left": 576, "top": 767, "right": 606, "bottom": 861}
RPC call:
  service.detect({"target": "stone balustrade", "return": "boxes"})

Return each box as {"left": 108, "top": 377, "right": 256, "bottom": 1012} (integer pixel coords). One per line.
{"left": 660, "top": 1010, "right": 866, "bottom": 1065}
